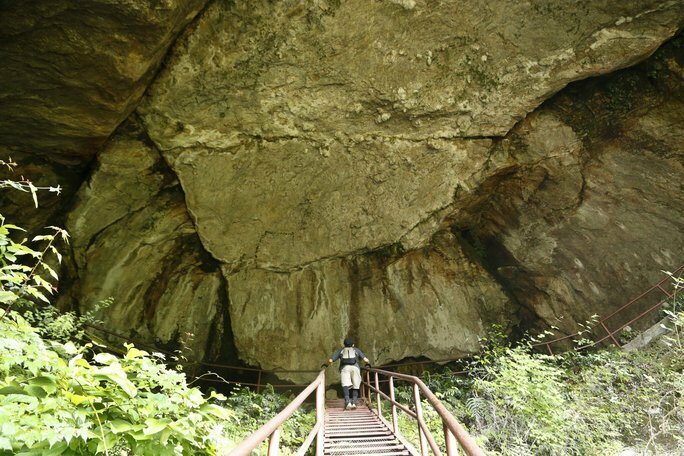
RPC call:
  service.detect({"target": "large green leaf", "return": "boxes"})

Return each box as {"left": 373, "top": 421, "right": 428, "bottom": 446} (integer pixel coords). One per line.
{"left": 93, "top": 353, "right": 117, "bottom": 365}
{"left": 65, "top": 392, "right": 92, "bottom": 406}
{"left": 95, "top": 365, "right": 137, "bottom": 398}
{"left": 24, "top": 385, "right": 47, "bottom": 398}
{"left": 0, "top": 290, "right": 16, "bottom": 304}
{"left": 28, "top": 376, "right": 57, "bottom": 394}
{"left": 0, "top": 385, "right": 25, "bottom": 395}
{"left": 200, "top": 403, "right": 233, "bottom": 420}
{"left": 0, "top": 436, "right": 12, "bottom": 451}
{"left": 42, "top": 442, "right": 67, "bottom": 456}
{"left": 143, "top": 418, "right": 171, "bottom": 436}
{"left": 125, "top": 347, "right": 148, "bottom": 360}
{"left": 109, "top": 419, "right": 133, "bottom": 434}
{"left": 129, "top": 431, "right": 154, "bottom": 441}
{"left": 1, "top": 224, "right": 26, "bottom": 231}
{"left": 95, "top": 432, "right": 120, "bottom": 455}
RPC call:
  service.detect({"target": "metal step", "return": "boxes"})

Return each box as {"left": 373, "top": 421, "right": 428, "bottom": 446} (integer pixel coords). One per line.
{"left": 326, "top": 450, "right": 410, "bottom": 456}
{"left": 327, "top": 444, "right": 406, "bottom": 451}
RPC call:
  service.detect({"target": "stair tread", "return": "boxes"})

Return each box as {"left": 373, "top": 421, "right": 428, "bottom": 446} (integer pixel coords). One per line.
{"left": 322, "top": 401, "right": 412, "bottom": 455}
{"left": 323, "top": 450, "right": 410, "bottom": 456}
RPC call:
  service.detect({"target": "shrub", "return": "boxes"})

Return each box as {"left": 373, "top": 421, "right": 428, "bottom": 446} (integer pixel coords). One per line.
{"left": 383, "top": 317, "right": 683, "bottom": 456}
{"left": 0, "top": 311, "right": 234, "bottom": 455}
{"left": 223, "top": 385, "right": 315, "bottom": 452}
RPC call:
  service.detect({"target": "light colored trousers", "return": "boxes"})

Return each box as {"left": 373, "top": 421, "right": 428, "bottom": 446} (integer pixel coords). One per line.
{"left": 340, "top": 365, "right": 362, "bottom": 388}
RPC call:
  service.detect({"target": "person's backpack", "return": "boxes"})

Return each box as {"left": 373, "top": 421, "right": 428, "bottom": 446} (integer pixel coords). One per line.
{"left": 340, "top": 347, "right": 357, "bottom": 366}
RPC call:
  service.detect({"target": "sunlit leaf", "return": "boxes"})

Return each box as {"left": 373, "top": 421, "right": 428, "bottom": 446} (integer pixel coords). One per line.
{"left": 0, "top": 224, "right": 25, "bottom": 231}
{"left": 0, "top": 385, "right": 25, "bottom": 395}
{"left": 143, "top": 418, "right": 170, "bottom": 435}
{"left": 0, "top": 290, "right": 17, "bottom": 303}
{"left": 28, "top": 181, "right": 38, "bottom": 208}
{"left": 93, "top": 353, "right": 117, "bottom": 365}
{"left": 109, "top": 419, "right": 133, "bottom": 434}
{"left": 43, "top": 442, "right": 68, "bottom": 456}
{"left": 125, "top": 347, "right": 148, "bottom": 360}
{"left": 66, "top": 393, "right": 91, "bottom": 406}
{"left": 24, "top": 385, "right": 47, "bottom": 398}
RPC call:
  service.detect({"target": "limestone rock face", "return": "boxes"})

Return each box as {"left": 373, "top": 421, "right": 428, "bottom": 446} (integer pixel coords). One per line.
{"left": 164, "top": 139, "right": 493, "bottom": 271}
{"left": 139, "top": 0, "right": 682, "bottom": 273}
{"left": 469, "top": 42, "right": 684, "bottom": 335}
{"left": 61, "top": 121, "right": 225, "bottom": 360}
{"left": 227, "top": 231, "right": 514, "bottom": 383}
{"left": 131, "top": 1, "right": 683, "bottom": 372}
{"left": 0, "top": 0, "right": 207, "bottom": 155}
{"left": 3, "top": 0, "right": 682, "bottom": 378}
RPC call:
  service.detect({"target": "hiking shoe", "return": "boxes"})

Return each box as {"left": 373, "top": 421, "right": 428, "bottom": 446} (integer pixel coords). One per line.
{"left": 349, "top": 403, "right": 357, "bottom": 410}
{"left": 344, "top": 403, "right": 352, "bottom": 410}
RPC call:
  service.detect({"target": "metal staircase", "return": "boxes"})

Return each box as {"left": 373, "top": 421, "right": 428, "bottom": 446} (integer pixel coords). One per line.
{"left": 324, "top": 400, "right": 413, "bottom": 455}
{"left": 226, "top": 368, "right": 484, "bottom": 456}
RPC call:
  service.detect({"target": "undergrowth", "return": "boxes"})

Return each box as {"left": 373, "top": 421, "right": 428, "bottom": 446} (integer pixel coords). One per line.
{"left": 0, "top": 307, "right": 315, "bottom": 455}
{"left": 383, "top": 314, "right": 683, "bottom": 456}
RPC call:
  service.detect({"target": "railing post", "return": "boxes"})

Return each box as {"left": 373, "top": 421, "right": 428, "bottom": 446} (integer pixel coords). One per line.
{"left": 256, "top": 370, "right": 262, "bottom": 393}
{"left": 657, "top": 284, "right": 673, "bottom": 298}
{"left": 268, "top": 429, "right": 280, "bottom": 456}
{"left": 360, "top": 373, "right": 365, "bottom": 403}
{"left": 413, "top": 383, "right": 428, "bottom": 456}
{"left": 600, "top": 320, "right": 621, "bottom": 347}
{"left": 316, "top": 373, "right": 325, "bottom": 456}
{"left": 374, "top": 371, "right": 382, "bottom": 417}
{"left": 444, "top": 422, "right": 457, "bottom": 456}
{"left": 366, "top": 370, "right": 372, "bottom": 406}
{"left": 389, "top": 376, "right": 399, "bottom": 435}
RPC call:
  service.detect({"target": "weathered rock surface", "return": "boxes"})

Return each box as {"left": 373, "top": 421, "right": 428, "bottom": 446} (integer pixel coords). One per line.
{"left": 465, "top": 39, "right": 684, "bottom": 336}
{"left": 60, "top": 120, "right": 225, "bottom": 361}
{"left": 165, "top": 139, "right": 494, "bottom": 271}
{"left": 227, "top": 231, "right": 515, "bottom": 383}
{"left": 2, "top": 0, "right": 682, "bottom": 379}
{"left": 0, "top": 0, "right": 207, "bottom": 155}
{"left": 139, "top": 0, "right": 682, "bottom": 273}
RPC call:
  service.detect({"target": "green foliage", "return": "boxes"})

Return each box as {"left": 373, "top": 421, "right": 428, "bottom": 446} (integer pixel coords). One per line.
{"left": 16, "top": 297, "right": 112, "bottom": 345}
{"left": 0, "top": 158, "right": 62, "bottom": 209}
{"left": 222, "top": 385, "right": 315, "bottom": 452}
{"left": 0, "top": 206, "right": 311, "bottom": 454}
{"left": 470, "top": 348, "right": 577, "bottom": 454}
{"left": 0, "top": 215, "right": 67, "bottom": 313}
{"left": 0, "top": 302, "right": 314, "bottom": 455}
{"left": 385, "top": 312, "right": 683, "bottom": 455}
{"left": 0, "top": 167, "right": 239, "bottom": 455}
{"left": 662, "top": 271, "right": 684, "bottom": 354}
{"left": 0, "top": 311, "right": 234, "bottom": 455}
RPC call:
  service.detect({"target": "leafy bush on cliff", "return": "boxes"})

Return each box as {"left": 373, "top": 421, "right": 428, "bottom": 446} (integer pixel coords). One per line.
{"left": 0, "top": 177, "right": 225, "bottom": 453}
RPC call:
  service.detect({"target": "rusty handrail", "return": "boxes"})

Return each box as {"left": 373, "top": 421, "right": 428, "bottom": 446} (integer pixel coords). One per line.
{"left": 362, "top": 367, "right": 485, "bottom": 456}
{"left": 226, "top": 370, "right": 325, "bottom": 456}
{"left": 533, "top": 264, "right": 683, "bottom": 354}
